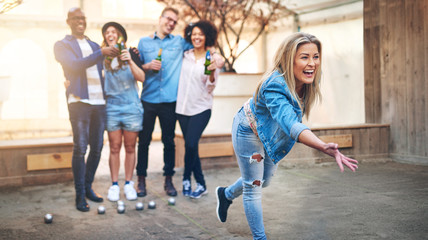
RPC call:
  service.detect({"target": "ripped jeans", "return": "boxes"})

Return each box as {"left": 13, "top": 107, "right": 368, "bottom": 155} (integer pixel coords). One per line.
{"left": 225, "top": 107, "right": 278, "bottom": 240}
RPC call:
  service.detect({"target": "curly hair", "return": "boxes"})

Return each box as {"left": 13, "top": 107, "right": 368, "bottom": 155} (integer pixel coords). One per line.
{"left": 184, "top": 20, "right": 218, "bottom": 48}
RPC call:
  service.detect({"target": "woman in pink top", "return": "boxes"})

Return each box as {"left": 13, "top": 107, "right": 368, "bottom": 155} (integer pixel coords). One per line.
{"left": 176, "top": 20, "right": 223, "bottom": 199}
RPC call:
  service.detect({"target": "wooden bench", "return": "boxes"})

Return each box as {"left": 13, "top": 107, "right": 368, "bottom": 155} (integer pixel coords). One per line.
{"left": 283, "top": 124, "right": 390, "bottom": 167}
{"left": 174, "top": 131, "right": 355, "bottom": 170}
{"left": 319, "top": 134, "right": 353, "bottom": 148}
{"left": 175, "top": 124, "right": 391, "bottom": 169}
{"left": 0, "top": 137, "right": 74, "bottom": 188}
{"left": 175, "top": 132, "right": 236, "bottom": 170}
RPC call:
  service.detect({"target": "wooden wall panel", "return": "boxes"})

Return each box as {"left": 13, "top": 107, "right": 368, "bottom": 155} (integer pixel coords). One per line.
{"left": 389, "top": 0, "right": 407, "bottom": 155}
{"left": 364, "top": 0, "right": 382, "bottom": 123}
{"left": 364, "top": 0, "right": 428, "bottom": 164}
{"left": 425, "top": 0, "right": 428, "bottom": 158}
{"left": 405, "top": 0, "right": 425, "bottom": 157}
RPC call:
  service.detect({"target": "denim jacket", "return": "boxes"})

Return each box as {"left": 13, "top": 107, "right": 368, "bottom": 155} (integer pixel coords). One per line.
{"left": 54, "top": 35, "right": 105, "bottom": 100}
{"left": 249, "top": 70, "right": 309, "bottom": 163}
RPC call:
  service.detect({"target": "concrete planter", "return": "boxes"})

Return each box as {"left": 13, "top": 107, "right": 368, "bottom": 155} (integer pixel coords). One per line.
{"left": 206, "top": 73, "right": 262, "bottom": 134}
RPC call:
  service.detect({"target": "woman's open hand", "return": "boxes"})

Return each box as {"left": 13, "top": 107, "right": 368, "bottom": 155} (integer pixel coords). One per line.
{"left": 322, "top": 143, "right": 359, "bottom": 172}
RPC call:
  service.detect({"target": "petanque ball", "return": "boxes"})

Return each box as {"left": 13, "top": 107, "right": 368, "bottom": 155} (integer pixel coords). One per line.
{"left": 44, "top": 214, "right": 53, "bottom": 224}
{"left": 117, "top": 204, "right": 125, "bottom": 214}
{"left": 97, "top": 205, "right": 106, "bottom": 214}
{"left": 168, "top": 197, "right": 176, "bottom": 206}
{"left": 148, "top": 200, "right": 156, "bottom": 209}
{"left": 136, "top": 202, "right": 144, "bottom": 211}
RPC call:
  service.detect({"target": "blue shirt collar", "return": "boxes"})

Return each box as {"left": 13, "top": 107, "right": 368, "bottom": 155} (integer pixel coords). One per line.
{"left": 153, "top": 32, "right": 172, "bottom": 40}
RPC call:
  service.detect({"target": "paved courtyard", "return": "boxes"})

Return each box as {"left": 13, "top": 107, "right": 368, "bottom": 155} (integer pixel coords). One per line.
{"left": 1, "top": 141, "right": 427, "bottom": 240}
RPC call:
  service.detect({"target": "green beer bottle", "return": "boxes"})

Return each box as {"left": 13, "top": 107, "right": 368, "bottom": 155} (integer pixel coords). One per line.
{"left": 117, "top": 36, "right": 127, "bottom": 63}
{"left": 117, "top": 36, "right": 125, "bottom": 51}
{"left": 204, "top": 50, "right": 212, "bottom": 75}
{"left": 107, "top": 36, "right": 125, "bottom": 62}
{"left": 153, "top": 48, "right": 162, "bottom": 73}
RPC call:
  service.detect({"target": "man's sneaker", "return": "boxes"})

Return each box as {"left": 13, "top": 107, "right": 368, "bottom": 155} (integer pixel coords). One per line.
{"left": 216, "top": 186, "right": 232, "bottom": 222}
{"left": 124, "top": 181, "right": 137, "bottom": 201}
{"left": 182, "top": 180, "right": 192, "bottom": 197}
{"left": 190, "top": 183, "right": 207, "bottom": 199}
{"left": 107, "top": 185, "right": 120, "bottom": 202}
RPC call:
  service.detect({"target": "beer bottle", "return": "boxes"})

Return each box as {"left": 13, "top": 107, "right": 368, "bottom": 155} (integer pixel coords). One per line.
{"left": 117, "top": 36, "right": 125, "bottom": 52}
{"left": 153, "top": 48, "right": 162, "bottom": 73}
{"left": 107, "top": 36, "right": 125, "bottom": 62}
{"left": 204, "top": 50, "right": 212, "bottom": 75}
{"left": 117, "top": 36, "right": 127, "bottom": 63}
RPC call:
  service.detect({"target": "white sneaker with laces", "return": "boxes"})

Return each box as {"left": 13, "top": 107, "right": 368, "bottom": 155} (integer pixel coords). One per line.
{"left": 124, "top": 181, "right": 137, "bottom": 201}
{"left": 107, "top": 185, "right": 120, "bottom": 202}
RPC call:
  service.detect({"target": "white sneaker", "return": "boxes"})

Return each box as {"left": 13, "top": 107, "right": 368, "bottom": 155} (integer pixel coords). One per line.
{"left": 107, "top": 185, "right": 120, "bottom": 202}
{"left": 124, "top": 181, "right": 137, "bottom": 201}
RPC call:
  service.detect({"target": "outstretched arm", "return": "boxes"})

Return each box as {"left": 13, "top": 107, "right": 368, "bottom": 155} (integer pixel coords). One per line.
{"left": 298, "top": 129, "right": 358, "bottom": 172}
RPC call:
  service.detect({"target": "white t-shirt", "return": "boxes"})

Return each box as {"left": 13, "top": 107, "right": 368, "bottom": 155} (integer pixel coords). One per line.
{"left": 176, "top": 49, "right": 219, "bottom": 116}
{"left": 68, "top": 38, "right": 105, "bottom": 105}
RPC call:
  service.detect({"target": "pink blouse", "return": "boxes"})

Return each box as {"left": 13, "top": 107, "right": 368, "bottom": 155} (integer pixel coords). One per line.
{"left": 176, "top": 49, "right": 220, "bottom": 116}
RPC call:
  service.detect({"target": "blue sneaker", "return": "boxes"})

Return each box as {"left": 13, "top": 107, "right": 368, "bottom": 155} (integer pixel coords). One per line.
{"left": 182, "top": 180, "right": 192, "bottom": 197}
{"left": 190, "top": 183, "right": 207, "bottom": 199}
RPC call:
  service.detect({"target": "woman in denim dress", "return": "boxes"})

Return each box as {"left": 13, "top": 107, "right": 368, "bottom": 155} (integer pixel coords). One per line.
{"left": 215, "top": 32, "right": 359, "bottom": 240}
{"left": 101, "top": 22, "right": 145, "bottom": 202}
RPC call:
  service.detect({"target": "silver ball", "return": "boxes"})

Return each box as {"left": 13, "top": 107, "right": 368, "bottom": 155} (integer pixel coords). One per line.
{"left": 44, "top": 213, "right": 53, "bottom": 224}
{"left": 97, "top": 205, "right": 106, "bottom": 214}
{"left": 148, "top": 200, "right": 156, "bottom": 209}
{"left": 117, "top": 204, "right": 125, "bottom": 214}
{"left": 136, "top": 202, "right": 144, "bottom": 211}
{"left": 117, "top": 200, "right": 125, "bottom": 207}
{"left": 168, "top": 197, "right": 176, "bottom": 206}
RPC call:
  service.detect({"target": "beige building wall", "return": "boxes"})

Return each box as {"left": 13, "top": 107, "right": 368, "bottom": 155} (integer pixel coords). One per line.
{"left": 0, "top": 0, "right": 364, "bottom": 139}
{"left": 0, "top": 0, "right": 162, "bottom": 139}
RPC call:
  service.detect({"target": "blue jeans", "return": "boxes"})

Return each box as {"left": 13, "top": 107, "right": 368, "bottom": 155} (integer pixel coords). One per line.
{"left": 68, "top": 102, "right": 106, "bottom": 196}
{"left": 137, "top": 101, "right": 176, "bottom": 177}
{"left": 225, "top": 107, "right": 278, "bottom": 240}
{"left": 177, "top": 109, "right": 211, "bottom": 188}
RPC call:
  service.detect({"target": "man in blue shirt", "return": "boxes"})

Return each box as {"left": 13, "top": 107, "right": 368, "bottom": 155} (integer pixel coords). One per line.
{"left": 54, "top": 7, "right": 118, "bottom": 212}
{"left": 136, "top": 7, "right": 193, "bottom": 197}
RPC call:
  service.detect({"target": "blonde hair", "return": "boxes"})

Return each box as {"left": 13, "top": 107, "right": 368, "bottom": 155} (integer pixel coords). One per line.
{"left": 101, "top": 28, "right": 127, "bottom": 72}
{"left": 161, "top": 7, "right": 179, "bottom": 17}
{"left": 255, "top": 32, "right": 322, "bottom": 118}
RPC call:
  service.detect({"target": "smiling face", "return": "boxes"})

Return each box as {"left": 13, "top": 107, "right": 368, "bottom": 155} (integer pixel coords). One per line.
{"left": 191, "top": 27, "right": 206, "bottom": 50}
{"left": 67, "top": 8, "right": 86, "bottom": 39}
{"left": 104, "top": 26, "right": 119, "bottom": 47}
{"left": 293, "top": 43, "right": 320, "bottom": 90}
{"left": 158, "top": 10, "right": 178, "bottom": 38}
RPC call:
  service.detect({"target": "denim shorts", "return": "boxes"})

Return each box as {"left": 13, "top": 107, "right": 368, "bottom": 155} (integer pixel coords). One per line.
{"left": 106, "top": 99, "right": 143, "bottom": 132}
